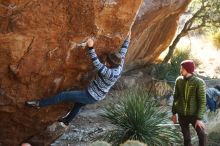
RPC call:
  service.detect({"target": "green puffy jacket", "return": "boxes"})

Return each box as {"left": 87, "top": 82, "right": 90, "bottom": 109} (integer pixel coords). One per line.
{"left": 172, "top": 75, "right": 206, "bottom": 119}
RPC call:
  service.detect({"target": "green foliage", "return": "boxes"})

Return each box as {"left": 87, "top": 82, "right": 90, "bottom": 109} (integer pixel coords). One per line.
{"left": 100, "top": 88, "right": 182, "bottom": 146}
{"left": 154, "top": 47, "right": 190, "bottom": 83}
{"left": 188, "top": 0, "right": 220, "bottom": 30}
{"left": 208, "top": 132, "right": 220, "bottom": 146}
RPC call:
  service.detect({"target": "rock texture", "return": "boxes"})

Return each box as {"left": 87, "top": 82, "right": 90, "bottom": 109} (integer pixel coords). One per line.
{"left": 0, "top": 0, "right": 191, "bottom": 145}
{"left": 126, "top": 0, "right": 191, "bottom": 68}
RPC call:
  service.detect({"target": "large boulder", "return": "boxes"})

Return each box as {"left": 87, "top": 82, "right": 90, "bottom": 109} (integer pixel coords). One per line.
{"left": 0, "top": 0, "right": 142, "bottom": 145}
{"left": 0, "top": 0, "right": 191, "bottom": 145}
{"left": 126, "top": 0, "right": 191, "bottom": 68}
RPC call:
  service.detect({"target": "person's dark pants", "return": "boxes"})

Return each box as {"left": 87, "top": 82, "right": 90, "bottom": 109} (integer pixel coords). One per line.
{"left": 39, "top": 90, "right": 97, "bottom": 123}
{"left": 178, "top": 115, "right": 207, "bottom": 146}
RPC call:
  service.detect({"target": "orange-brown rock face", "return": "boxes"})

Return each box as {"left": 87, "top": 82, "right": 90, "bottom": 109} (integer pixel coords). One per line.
{"left": 0, "top": 0, "right": 142, "bottom": 145}
{"left": 127, "top": 0, "right": 191, "bottom": 64}
{"left": 0, "top": 0, "right": 190, "bottom": 145}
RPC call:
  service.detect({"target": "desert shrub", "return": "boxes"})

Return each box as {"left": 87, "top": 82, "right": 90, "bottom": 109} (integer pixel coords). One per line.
{"left": 100, "top": 88, "right": 182, "bottom": 146}
{"left": 153, "top": 47, "right": 191, "bottom": 85}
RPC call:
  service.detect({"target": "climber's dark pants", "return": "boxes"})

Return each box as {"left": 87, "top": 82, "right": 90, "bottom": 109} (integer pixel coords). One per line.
{"left": 178, "top": 115, "right": 207, "bottom": 146}
{"left": 39, "top": 90, "right": 97, "bottom": 122}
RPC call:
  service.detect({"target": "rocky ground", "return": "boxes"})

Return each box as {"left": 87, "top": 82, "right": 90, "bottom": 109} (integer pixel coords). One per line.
{"left": 50, "top": 73, "right": 220, "bottom": 146}
{"left": 51, "top": 98, "right": 220, "bottom": 146}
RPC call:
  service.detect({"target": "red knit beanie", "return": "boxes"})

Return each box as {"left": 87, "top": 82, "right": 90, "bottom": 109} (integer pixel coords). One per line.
{"left": 181, "top": 60, "right": 195, "bottom": 73}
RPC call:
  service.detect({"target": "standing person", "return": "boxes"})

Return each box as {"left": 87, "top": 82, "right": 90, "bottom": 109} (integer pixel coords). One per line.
{"left": 171, "top": 60, "right": 207, "bottom": 146}
{"left": 206, "top": 85, "right": 220, "bottom": 112}
{"left": 26, "top": 33, "right": 131, "bottom": 126}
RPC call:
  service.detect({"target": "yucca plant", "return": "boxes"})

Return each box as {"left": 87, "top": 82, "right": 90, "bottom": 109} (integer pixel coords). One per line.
{"left": 100, "top": 88, "right": 182, "bottom": 146}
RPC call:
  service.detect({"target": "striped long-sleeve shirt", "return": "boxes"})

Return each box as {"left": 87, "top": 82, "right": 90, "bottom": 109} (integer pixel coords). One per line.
{"left": 86, "top": 39, "right": 130, "bottom": 101}
{"left": 172, "top": 75, "right": 206, "bottom": 119}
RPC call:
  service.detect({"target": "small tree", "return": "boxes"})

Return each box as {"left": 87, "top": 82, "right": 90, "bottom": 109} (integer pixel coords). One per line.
{"left": 163, "top": 0, "right": 220, "bottom": 63}
{"left": 153, "top": 47, "right": 190, "bottom": 83}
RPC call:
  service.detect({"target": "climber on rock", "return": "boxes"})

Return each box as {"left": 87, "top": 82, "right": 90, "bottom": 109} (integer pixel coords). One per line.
{"left": 25, "top": 32, "right": 131, "bottom": 126}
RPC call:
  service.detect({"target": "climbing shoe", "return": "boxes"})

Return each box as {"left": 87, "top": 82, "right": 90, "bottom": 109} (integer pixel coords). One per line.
{"left": 25, "top": 100, "right": 40, "bottom": 108}
{"left": 58, "top": 118, "right": 69, "bottom": 126}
